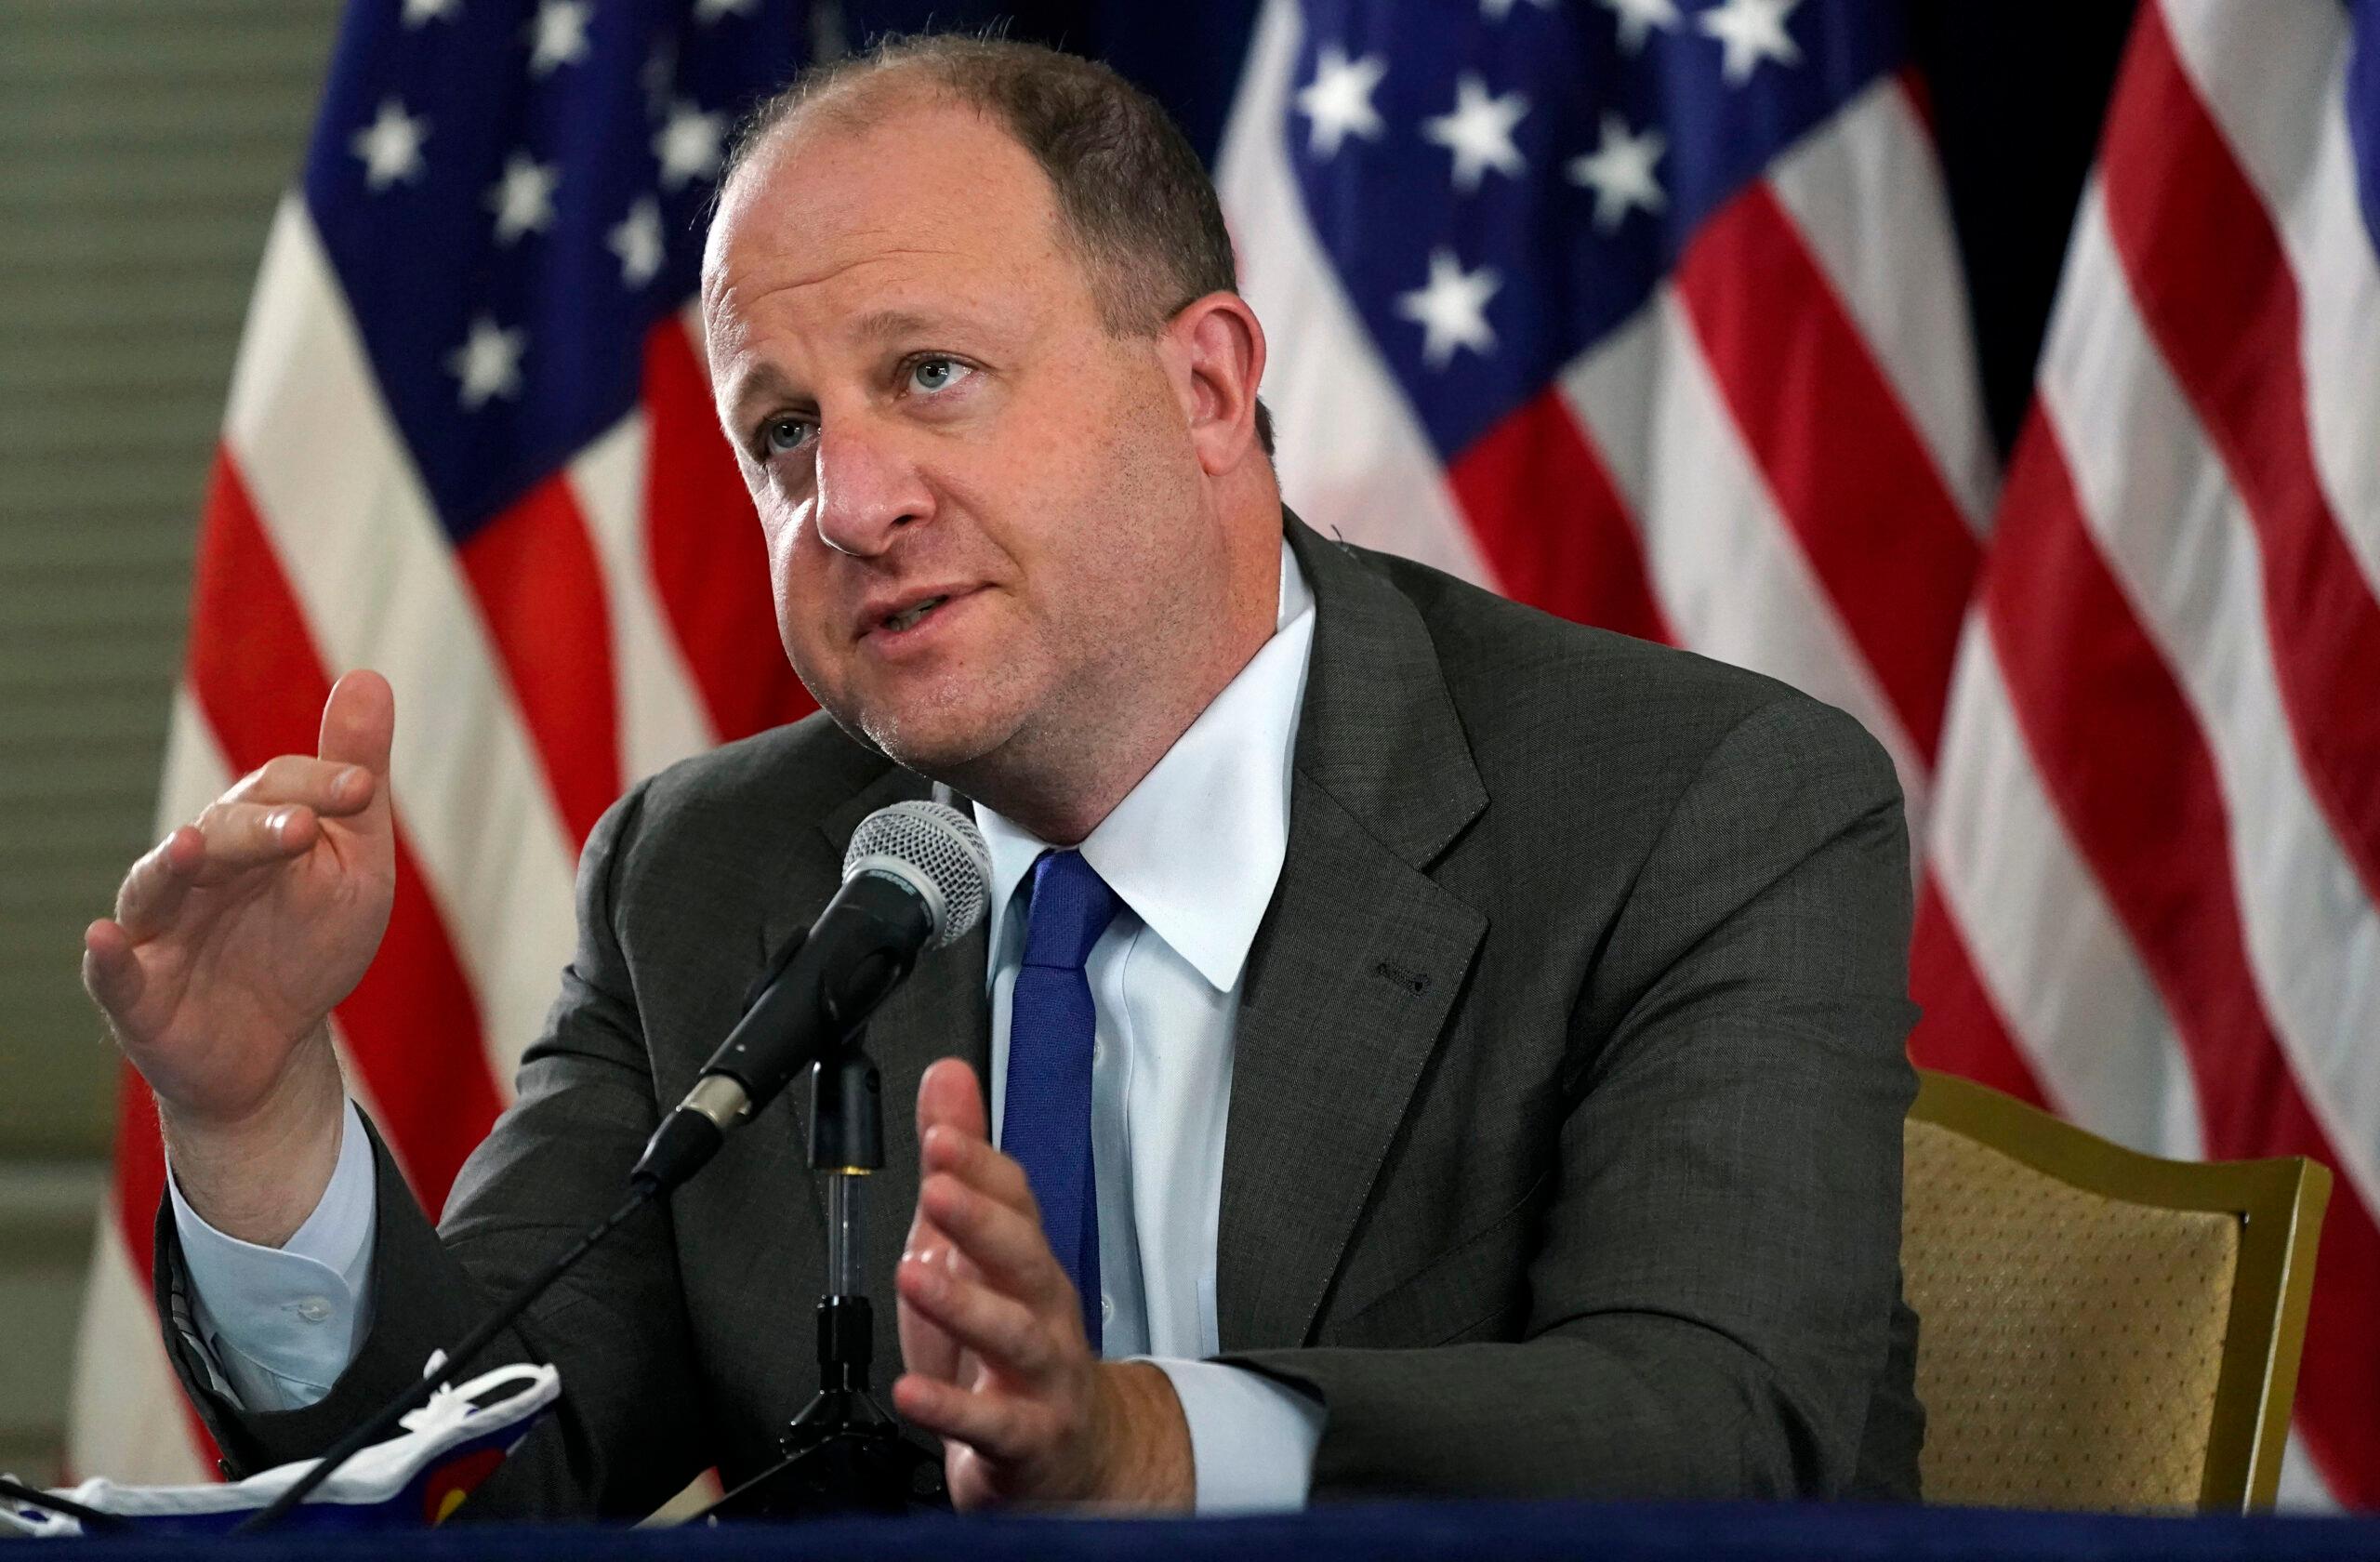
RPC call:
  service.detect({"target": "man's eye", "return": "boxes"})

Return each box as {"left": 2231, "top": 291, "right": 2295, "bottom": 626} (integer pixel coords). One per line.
{"left": 760, "top": 416, "right": 813, "bottom": 456}
{"left": 907, "top": 357, "right": 972, "bottom": 394}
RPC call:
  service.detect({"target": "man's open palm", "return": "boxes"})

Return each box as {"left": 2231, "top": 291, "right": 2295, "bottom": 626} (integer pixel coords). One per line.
{"left": 83, "top": 669, "right": 397, "bottom": 1132}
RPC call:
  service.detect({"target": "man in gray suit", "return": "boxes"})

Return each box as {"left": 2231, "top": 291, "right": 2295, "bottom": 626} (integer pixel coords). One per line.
{"left": 86, "top": 36, "right": 1920, "bottom": 1515}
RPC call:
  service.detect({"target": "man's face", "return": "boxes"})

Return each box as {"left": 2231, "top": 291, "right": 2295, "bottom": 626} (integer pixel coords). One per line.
{"left": 703, "top": 96, "right": 1223, "bottom": 779}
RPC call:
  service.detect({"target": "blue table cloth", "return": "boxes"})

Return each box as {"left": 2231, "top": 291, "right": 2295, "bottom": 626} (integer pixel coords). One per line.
{"left": 50, "top": 1501, "right": 2380, "bottom": 1561}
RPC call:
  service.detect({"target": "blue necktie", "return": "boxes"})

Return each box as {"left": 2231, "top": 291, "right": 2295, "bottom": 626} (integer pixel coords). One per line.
{"left": 1004, "top": 850, "right": 1119, "bottom": 1353}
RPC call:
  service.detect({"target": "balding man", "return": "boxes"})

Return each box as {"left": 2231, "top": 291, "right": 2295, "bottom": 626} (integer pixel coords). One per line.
{"left": 90, "top": 35, "right": 1922, "bottom": 1516}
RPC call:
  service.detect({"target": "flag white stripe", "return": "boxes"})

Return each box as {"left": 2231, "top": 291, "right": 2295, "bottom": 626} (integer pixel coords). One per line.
{"left": 1213, "top": 0, "right": 1496, "bottom": 590}
{"left": 2156, "top": 0, "right": 2380, "bottom": 601}
{"left": 1560, "top": 296, "right": 1931, "bottom": 820}
{"left": 1927, "top": 631, "right": 2202, "bottom": 1157}
{"left": 152, "top": 685, "right": 238, "bottom": 842}
{"left": 567, "top": 414, "right": 721, "bottom": 787}
{"left": 2279, "top": 1423, "right": 2336, "bottom": 1512}
{"left": 67, "top": 1212, "right": 210, "bottom": 1487}
{"left": 2042, "top": 190, "right": 2380, "bottom": 1211}
{"left": 1765, "top": 76, "right": 1998, "bottom": 533}
{"left": 222, "top": 198, "right": 575, "bottom": 1088}
{"left": 66, "top": 685, "right": 243, "bottom": 1485}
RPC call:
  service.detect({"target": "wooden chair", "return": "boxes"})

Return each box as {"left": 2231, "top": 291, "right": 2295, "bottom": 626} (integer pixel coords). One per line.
{"left": 1901, "top": 1068, "right": 2330, "bottom": 1511}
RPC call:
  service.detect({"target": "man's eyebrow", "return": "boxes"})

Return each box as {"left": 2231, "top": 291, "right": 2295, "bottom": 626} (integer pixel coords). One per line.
{"left": 723, "top": 360, "right": 800, "bottom": 428}
{"left": 721, "top": 308, "right": 991, "bottom": 424}
{"left": 848, "top": 307, "right": 953, "bottom": 342}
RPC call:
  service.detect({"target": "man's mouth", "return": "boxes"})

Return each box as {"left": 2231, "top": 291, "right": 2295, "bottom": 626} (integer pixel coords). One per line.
{"left": 882, "top": 595, "right": 948, "bottom": 633}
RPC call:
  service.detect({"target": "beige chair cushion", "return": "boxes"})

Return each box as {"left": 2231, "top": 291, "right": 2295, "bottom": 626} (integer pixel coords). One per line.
{"left": 1903, "top": 1117, "right": 2240, "bottom": 1510}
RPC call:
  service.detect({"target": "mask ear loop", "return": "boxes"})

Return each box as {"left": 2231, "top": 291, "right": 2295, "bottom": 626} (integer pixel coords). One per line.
{"left": 0, "top": 1476, "right": 133, "bottom": 1536}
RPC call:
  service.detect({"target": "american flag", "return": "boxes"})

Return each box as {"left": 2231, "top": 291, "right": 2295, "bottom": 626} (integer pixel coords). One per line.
{"left": 1908, "top": 0, "right": 2380, "bottom": 1509}
{"left": 69, "top": 0, "right": 813, "bottom": 1482}
{"left": 1218, "top": 0, "right": 1990, "bottom": 832}
{"left": 67, "top": 0, "right": 2380, "bottom": 1514}
{"left": 1215, "top": 0, "right": 2375, "bottom": 1512}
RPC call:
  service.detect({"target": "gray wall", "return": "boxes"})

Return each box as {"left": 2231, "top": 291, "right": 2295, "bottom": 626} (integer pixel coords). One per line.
{"left": 0, "top": 0, "right": 340, "bottom": 1479}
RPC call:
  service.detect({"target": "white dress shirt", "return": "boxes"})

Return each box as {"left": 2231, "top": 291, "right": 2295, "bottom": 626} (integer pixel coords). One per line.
{"left": 170, "top": 1095, "right": 377, "bottom": 1410}
{"left": 975, "top": 537, "right": 1322, "bottom": 1509}
{"left": 171, "top": 539, "right": 1325, "bottom": 1512}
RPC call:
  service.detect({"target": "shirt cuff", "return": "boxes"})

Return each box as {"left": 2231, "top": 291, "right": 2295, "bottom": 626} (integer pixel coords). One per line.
{"left": 166, "top": 1098, "right": 379, "bottom": 1412}
{"left": 1144, "top": 1357, "right": 1324, "bottom": 1515}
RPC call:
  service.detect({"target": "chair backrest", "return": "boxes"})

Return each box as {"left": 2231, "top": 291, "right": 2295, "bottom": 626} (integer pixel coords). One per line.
{"left": 1901, "top": 1069, "right": 2329, "bottom": 1512}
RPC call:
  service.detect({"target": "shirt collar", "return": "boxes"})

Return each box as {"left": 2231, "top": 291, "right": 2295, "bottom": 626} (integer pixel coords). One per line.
{"left": 976, "top": 536, "right": 1316, "bottom": 993}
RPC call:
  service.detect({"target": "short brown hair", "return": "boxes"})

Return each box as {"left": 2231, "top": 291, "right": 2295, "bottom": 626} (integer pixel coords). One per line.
{"left": 721, "top": 33, "right": 1275, "bottom": 457}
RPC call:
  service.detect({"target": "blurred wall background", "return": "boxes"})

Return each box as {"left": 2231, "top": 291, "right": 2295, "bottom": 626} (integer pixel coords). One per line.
{"left": 0, "top": 0, "right": 2135, "bottom": 1484}
{"left": 0, "top": 0, "right": 342, "bottom": 1478}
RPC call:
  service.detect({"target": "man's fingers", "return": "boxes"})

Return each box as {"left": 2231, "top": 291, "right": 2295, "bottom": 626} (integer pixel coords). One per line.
{"left": 897, "top": 1256, "right": 1056, "bottom": 1383}
{"left": 917, "top": 1057, "right": 990, "bottom": 1145}
{"left": 892, "top": 1372, "right": 1035, "bottom": 1464}
{"left": 922, "top": 1123, "right": 1035, "bottom": 1213}
{"left": 317, "top": 669, "right": 394, "bottom": 783}
{"left": 906, "top": 1060, "right": 1000, "bottom": 1390}
{"left": 899, "top": 1213, "right": 965, "bottom": 1385}
{"left": 112, "top": 827, "right": 204, "bottom": 939}
{"left": 115, "top": 807, "right": 314, "bottom": 940}
{"left": 82, "top": 920, "right": 146, "bottom": 1019}
{"left": 900, "top": 1191, "right": 983, "bottom": 1385}
{"left": 227, "top": 754, "right": 375, "bottom": 817}
{"left": 921, "top": 1172, "right": 1074, "bottom": 1307}
{"left": 901, "top": 1307, "right": 964, "bottom": 1386}
{"left": 191, "top": 801, "right": 321, "bottom": 880}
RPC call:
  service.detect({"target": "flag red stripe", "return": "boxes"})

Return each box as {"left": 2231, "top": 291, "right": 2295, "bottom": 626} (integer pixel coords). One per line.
{"left": 2099, "top": 2, "right": 2380, "bottom": 905}
{"left": 456, "top": 475, "right": 621, "bottom": 852}
{"left": 1893, "top": 64, "right": 1937, "bottom": 145}
{"left": 640, "top": 319, "right": 815, "bottom": 743}
{"left": 1448, "top": 388, "right": 1673, "bottom": 643}
{"left": 1987, "top": 415, "right": 2380, "bottom": 1502}
{"left": 1675, "top": 182, "right": 1980, "bottom": 761}
{"left": 1906, "top": 879, "right": 2051, "bottom": 1111}
{"left": 188, "top": 453, "right": 506, "bottom": 1210}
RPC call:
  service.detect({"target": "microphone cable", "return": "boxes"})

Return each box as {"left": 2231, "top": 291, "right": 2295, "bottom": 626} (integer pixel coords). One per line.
{"left": 233, "top": 1184, "right": 653, "bottom": 1534}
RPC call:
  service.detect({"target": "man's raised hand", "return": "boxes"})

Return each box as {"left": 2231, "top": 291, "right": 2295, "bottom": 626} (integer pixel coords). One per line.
{"left": 82, "top": 669, "right": 399, "bottom": 1243}
{"left": 892, "top": 1059, "right": 1194, "bottom": 1511}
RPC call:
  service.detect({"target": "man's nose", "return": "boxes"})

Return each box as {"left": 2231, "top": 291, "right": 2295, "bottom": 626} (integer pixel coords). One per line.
{"left": 813, "top": 418, "right": 932, "bottom": 557}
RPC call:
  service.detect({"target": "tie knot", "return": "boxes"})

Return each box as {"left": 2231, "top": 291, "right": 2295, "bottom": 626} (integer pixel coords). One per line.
{"left": 1021, "top": 850, "right": 1120, "bottom": 972}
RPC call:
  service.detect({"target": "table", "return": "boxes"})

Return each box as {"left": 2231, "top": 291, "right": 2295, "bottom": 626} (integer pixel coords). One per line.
{"left": 54, "top": 1501, "right": 2380, "bottom": 1561}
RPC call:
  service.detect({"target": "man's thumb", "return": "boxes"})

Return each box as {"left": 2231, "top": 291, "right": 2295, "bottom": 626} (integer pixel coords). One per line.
{"left": 318, "top": 669, "right": 395, "bottom": 784}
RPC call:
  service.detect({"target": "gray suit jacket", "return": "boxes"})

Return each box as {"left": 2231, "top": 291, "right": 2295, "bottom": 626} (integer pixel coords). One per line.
{"left": 158, "top": 514, "right": 1924, "bottom": 1513}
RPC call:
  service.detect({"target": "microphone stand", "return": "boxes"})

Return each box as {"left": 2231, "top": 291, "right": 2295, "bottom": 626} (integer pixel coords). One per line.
{"left": 699, "top": 1031, "right": 947, "bottom": 1520}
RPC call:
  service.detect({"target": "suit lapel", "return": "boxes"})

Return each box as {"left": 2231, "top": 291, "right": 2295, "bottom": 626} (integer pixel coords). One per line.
{"left": 1215, "top": 518, "right": 1488, "bottom": 1350}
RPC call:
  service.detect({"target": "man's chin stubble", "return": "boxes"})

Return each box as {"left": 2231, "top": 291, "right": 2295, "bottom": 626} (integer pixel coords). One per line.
{"left": 855, "top": 699, "right": 1021, "bottom": 787}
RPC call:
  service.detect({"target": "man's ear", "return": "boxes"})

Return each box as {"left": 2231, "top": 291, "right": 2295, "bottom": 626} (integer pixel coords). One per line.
{"left": 1164, "top": 293, "right": 1267, "bottom": 477}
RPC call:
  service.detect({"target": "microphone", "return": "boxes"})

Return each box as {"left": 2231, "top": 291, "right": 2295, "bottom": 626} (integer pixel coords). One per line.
{"left": 238, "top": 801, "right": 985, "bottom": 1533}
{"left": 629, "top": 799, "right": 989, "bottom": 1196}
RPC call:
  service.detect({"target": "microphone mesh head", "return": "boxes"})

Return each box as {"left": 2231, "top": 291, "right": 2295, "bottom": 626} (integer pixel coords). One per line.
{"left": 843, "top": 800, "right": 990, "bottom": 949}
